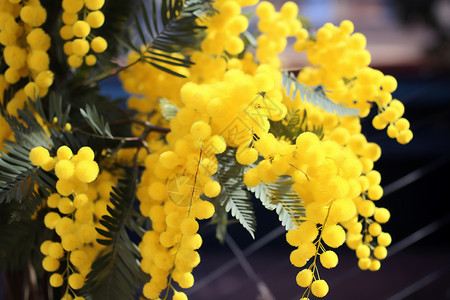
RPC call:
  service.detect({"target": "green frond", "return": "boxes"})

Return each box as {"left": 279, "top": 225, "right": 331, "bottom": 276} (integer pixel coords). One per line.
{"left": 248, "top": 176, "right": 305, "bottom": 231}
{"left": 80, "top": 105, "right": 114, "bottom": 138}
{"left": 281, "top": 70, "right": 359, "bottom": 117}
{"left": 0, "top": 106, "right": 56, "bottom": 221}
{"left": 84, "top": 171, "right": 148, "bottom": 300}
{"left": 131, "top": 0, "right": 214, "bottom": 77}
{"left": 159, "top": 98, "right": 179, "bottom": 120}
{"left": 213, "top": 149, "right": 256, "bottom": 239}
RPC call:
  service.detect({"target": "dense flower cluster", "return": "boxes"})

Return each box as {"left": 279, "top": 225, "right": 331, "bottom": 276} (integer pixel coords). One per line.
{"left": 0, "top": 0, "right": 54, "bottom": 147}
{"left": 0, "top": 0, "right": 413, "bottom": 299}
{"left": 60, "top": 0, "right": 107, "bottom": 67}
{"left": 30, "top": 145, "right": 116, "bottom": 300}
{"left": 119, "top": 1, "right": 410, "bottom": 298}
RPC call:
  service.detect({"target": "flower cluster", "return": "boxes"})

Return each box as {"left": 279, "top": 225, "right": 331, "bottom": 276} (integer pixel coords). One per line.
{"left": 30, "top": 145, "right": 115, "bottom": 300}
{"left": 60, "top": 0, "right": 107, "bottom": 67}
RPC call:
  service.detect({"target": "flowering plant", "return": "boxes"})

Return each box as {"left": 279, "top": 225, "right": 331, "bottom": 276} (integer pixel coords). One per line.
{"left": 0, "top": 0, "right": 412, "bottom": 299}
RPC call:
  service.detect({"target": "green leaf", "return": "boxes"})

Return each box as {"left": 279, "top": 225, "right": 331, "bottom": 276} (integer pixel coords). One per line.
{"left": 84, "top": 170, "right": 148, "bottom": 300}
{"left": 0, "top": 105, "right": 55, "bottom": 221}
{"left": 270, "top": 109, "right": 324, "bottom": 142}
{"left": 282, "top": 70, "right": 359, "bottom": 117}
{"left": 80, "top": 105, "right": 114, "bottom": 138}
{"left": 214, "top": 149, "right": 256, "bottom": 239}
{"left": 248, "top": 176, "right": 305, "bottom": 231}
{"left": 159, "top": 98, "right": 179, "bottom": 121}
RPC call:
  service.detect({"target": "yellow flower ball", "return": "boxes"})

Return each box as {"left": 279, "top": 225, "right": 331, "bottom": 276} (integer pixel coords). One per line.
{"left": 72, "top": 20, "right": 91, "bottom": 38}
{"left": 68, "top": 273, "right": 84, "bottom": 290}
{"left": 368, "top": 185, "right": 383, "bottom": 200}
{"left": 42, "top": 256, "right": 60, "bottom": 272}
{"left": 190, "top": 120, "right": 211, "bottom": 140}
{"left": 203, "top": 180, "right": 221, "bottom": 198}
{"left": 70, "top": 250, "right": 89, "bottom": 269}
{"left": 75, "top": 160, "right": 99, "bottom": 183}
{"left": 26, "top": 28, "right": 51, "bottom": 51}
{"left": 297, "top": 221, "right": 319, "bottom": 242}
{"left": 86, "top": 11, "right": 104, "bottom": 28}
{"left": 368, "top": 222, "right": 382, "bottom": 236}
{"left": 48, "top": 242, "right": 64, "bottom": 259}
{"left": 44, "top": 212, "right": 61, "bottom": 229}
{"left": 374, "top": 207, "right": 390, "bottom": 224}
{"left": 176, "top": 272, "right": 194, "bottom": 289}
{"left": 181, "top": 233, "right": 202, "bottom": 250}
{"left": 4, "top": 68, "right": 20, "bottom": 84}
{"left": 71, "top": 38, "right": 90, "bottom": 56}
{"left": 377, "top": 232, "right": 392, "bottom": 247}
{"left": 356, "top": 244, "right": 370, "bottom": 259}
{"left": 77, "top": 147, "right": 95, "bottom": 161}
{"left": 173, "top": 291, "right": 188, "bottom": 300}
{"left": 56, "top": 179, "right": 75, "bottom": 196}
{"left": 192, "top": 200, "right": 215, "bottom": 220}
{"left": 20, "top": 5, "right": 47, "bottom": 27}
{"left": 322, "top": 224, "right": 346, "bottom": 248}
{"left": 180, "top": 218, "right": 199, "bottom": 235}
{"left": 27, "top": 50, "right": 49, "bottom": 73}
{"left": 236, "top": 147, "right": 258, "bottom": 165}
{"left": 320, "top": 250, "right": 338, "bottom": 269}
{"left": 3, "top": 45, "right": 27, "bottom": 69}
{"left": 58, "top": 197, "right": 75, "bottom": 214}
{"left": 358, "top": 257, "right": 371, "bottom": 270}
{"left": 40, "top": 240, "right": 53, "bottom": 255}
{"left": 24, "top": 82, "right": 40, "bottom": 100}
{"left": 296, "top": 269, "right": 313, "bottom": 287}
{"left": 85, "top": 0, "right": 105, "bottom": 10}
{"left": 35, "top": 70, "right": 54, "bottom": 88}
{"left": 55, "top": 160, "right": 75, "bottom": 180}
{"left": 85, "top": 54, "right": 97, "bottom": 66}
{"left": 62, "top": 11, "right": 78, "bottom": 25}
{"left": 49, "top": 273, "right": 64, "bottom": 287}
{"left": 358, "top": 200, "right": 375, "bottom": 217}
{"left": 62, "top": 0, "right": 84, "bottom": 13}
{"left": 55, "top": 216, "right": 74, "bottom": 236}
{"left": 311, "top": 280, "right": 329, "bottom": 298}
{"left": 373, "top": 245, "right": 387, "bottom": 260}
{"left": 91, "top": 36, "right": 107, "bottom": 53}
{"left": 60, "top": 25, "right": 74, "bottom": 40}
{"left": 289, "top": 249, "right": 306, "bottom": 267}
{"left": 29, "top": 146, "right": 50, "bottom": 166}
{"left": 61, "top": 233, "right": 81, "bottom": 251}
{"left": 370, "top": 259, "right": 381, "bottom": 271}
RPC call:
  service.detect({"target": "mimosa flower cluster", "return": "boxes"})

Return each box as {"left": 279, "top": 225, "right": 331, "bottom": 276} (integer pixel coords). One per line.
{"left": 0, "top": 0, "right": 413, "bottom": 299}
{"left": 60, "top": 0, "right": 107, "bottom": 67}
{"left": 119, "top": 1, "right": 411, "bottom": 299}
{"left": 30, "top": 145, "right": 117, "bottom": 300}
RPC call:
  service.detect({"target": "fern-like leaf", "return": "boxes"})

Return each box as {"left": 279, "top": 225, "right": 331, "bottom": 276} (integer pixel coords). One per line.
{"left": 282, "top": 70, "right": 359, "bottom": 117}
{"left": 270, "top": 109, "right": 324, "bottom": 142}
{"left": 84, "top": 171, "right": 148, "bottom": 300}
{"left": 80, "top": 105, "right": 113, "bottom": 138}
{"left": 248, "top": 176, "right": 305, "bottom": 231}
{"left": 215, "top": 149, "right": 256, "bottom": 239}
{"left": 130, "top": 0, "right": 214, "bottom": 77}
{"left": 0, "top": 106, "right": 56, "bottom": 221}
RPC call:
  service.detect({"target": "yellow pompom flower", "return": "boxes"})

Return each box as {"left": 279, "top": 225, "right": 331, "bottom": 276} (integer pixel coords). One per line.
{"left": 191, "top": 200, "right": 215, "bottom": 219}
{"left": 42, "top": 256, "right": 60, "bottom": 272}
{"left": 44, "top": 212, "right": 61, "bottom": 229}
{"left": 180, "top": 218, "right": 199, "bottom": 235}
{"left": 85, "top": 54, "right": 97, "bottom": 66}
{"left": 322, "top": 224, "right": 346, "bottom": 248}
{"left": 48, "top": 242, "right": 64, "bottom": 259}
{"left": 35, "top": 71, "right": 54, "bottom": 88}
{"left": 72, "top": 20, "right": 91, "bottom": 38}
{"left": 58, "top": 197, "right": 75, "bottom": 214}
{"left": 68, "top": 273, "right": 85, "bottom": 290}
{"left": 311, "top": 280, "right": 329, "bottom": 298}
{"left": 55, "top": 160, "right": 75, "bottom": 180}
{"left": 203, "top": 180, "right": 221, "bottom": 198}
{"left": 77, "top": 147, "right": 95, "bottom": 160}
{"left": 91, "top": 36, "right": 107, "bottom": 53}
{"left": 296, "top": 269, "right": 313, "bottom": 287}
{"left": 173, "top": 291, "right": 188, "bottom": 300}
{"left": 75, "top": 160, "right": 99, "bottom": 183}
{"left": 377, "top": 232, "right": 392, "bottom": 247}
{"left": 374, "top": 207, "right": 390, "bottom": 223}
{"left": 190, "top": 120, "right": 211, "bottom": 140}
{"left": 20, "top": 4, "right": 47, "bottom": 27}
{"left": 26, "top": 28, "right": 51, "bottom": 51}
{"left": 86, "top": 11, "right": 105, "bottom": 28}
{"left": 71, "top": 39, "right": 90, "bottom": 56}
{"left": 373, "top": 246, "right": 387, "bottom": 260}
{"left": 29, "top": 146, "right": 50, "bottom": 166}
{"left": 3, "top": 45, "right": 27, "bottom": 69}
{"left": 49, "top": 273, "right": 64, "bottom": 287}
{"left": 62, "top": 0, "right": 84, "bottom": 13}
{"left": 320, "top": 250, "right": 338, "bottom": 269}
{"left": 85, "top": 0, "right": 105, "bottom": 10}
{"left": 56, "top": 179, "right": 75, "bottom": 196}
{"left": 27, "top": 50, "right": 50, "bottom": 73}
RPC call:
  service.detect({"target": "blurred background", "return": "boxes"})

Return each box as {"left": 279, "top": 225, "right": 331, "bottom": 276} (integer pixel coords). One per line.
{"left": 184, "top": 0, "right": 450, "bottom": 299}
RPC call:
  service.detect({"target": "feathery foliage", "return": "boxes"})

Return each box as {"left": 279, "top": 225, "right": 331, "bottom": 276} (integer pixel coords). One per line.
{"left": 248, "top": 176, "right": 305, "bottom": 231}
{"left": 214, "top": 149, "right": 256, "bottom": 239}
{"left": 282, "top": 70, "right": 359, "bottom": 117}
{"left": 159, "top": 98, "right": 179, "bottom": 121}
{"left": 270, "top": 109, "right": 323, "bottom": 142}
{"left": 84, "top": 170, "right": 148, "bottom": 300}
{"left": 80, "top": 105, "right": 114, "bottom": 138}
